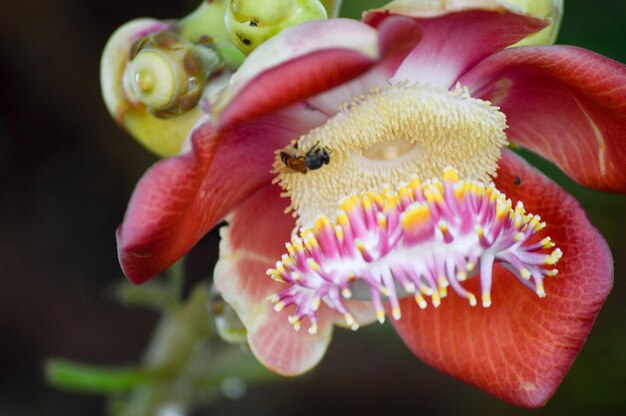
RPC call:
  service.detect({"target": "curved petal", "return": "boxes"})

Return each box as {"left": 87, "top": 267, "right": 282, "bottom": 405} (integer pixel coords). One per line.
{"left": 364, "top": 0, "right": 547, "bottom": 87}
{"left": 216, "top": 17, "right": 422, "bottom": 128}
{"left": 305, "top": 17, "right": 422, "bottom": 115}
{"left": 214, "top": 184, "right": 334, "bottom": 375}
{"left": 215, "top": 18, "right": 378, "bottom": 129}
{"left": 392, "top": 150, "right": 613, "bottom": 407}
{"left": 459, "top": 46, "right": 626, "bottom": 193}
{"left": 118, "top": 105, "right": 327, "bottom": 283}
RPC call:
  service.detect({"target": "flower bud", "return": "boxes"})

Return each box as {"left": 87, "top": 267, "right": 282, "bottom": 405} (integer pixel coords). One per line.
{"left": 506, "top": 0, "right": 563, "bottom": 46}
{"left": 225, "top": 0, "right": 328, "bottom": 54}
{"left": 128, "top": 31, "right": 221, "bottom": 118}
{"left": 100, "top": 1, "right": 242, "bottom": 157}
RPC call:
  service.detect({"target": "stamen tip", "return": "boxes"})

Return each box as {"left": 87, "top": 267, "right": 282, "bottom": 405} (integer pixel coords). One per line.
{"left": 481, "top": 293, "right": 492, "bottom": 308}
{"left": 415, "top": 294, "right": 428, "bottom": 309}
{"left": 376, "top": 309, "right": 386, "bottom": 324}
{"left": 468, "top": 294, "right": 477, "bottom": 307}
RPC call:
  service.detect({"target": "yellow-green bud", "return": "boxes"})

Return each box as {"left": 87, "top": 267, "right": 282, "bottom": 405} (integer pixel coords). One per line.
{"left": 128, "top": 31, "right": 221, "bottom": 118}
{"left": 506, "top": 0, "right": 563, "bottom": 46}
{"left": 225, "top": 0, "right": 328, "bottom": 55}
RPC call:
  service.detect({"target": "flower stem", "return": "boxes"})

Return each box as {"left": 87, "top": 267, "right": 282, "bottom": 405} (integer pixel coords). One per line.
{"left": 44, "top": 360, "right": 147, "bottom": 394}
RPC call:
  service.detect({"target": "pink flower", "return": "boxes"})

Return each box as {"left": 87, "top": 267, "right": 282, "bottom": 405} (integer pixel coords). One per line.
{"left": 116, "top": 2, "right": 625, "bottom": 408}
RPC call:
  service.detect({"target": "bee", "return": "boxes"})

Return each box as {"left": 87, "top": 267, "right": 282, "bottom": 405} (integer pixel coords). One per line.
{"left": 280, "top": 142, "right": 331, "bottom": 174}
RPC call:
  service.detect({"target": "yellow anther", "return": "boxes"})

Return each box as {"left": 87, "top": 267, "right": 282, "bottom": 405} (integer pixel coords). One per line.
{"left": 421, "top": 286, "right": 434, "bottom": 296}
{"left": 275, "top": 263, "right": 286, "bottom": 275}
{"left": 415, "top": 293, "right": 428, "bottom": 309}
{"left": 536, "top": 282, "right": 546, "bottom": 298}
{"left": 520, "top": 268, "right": 532, "bottom": 280}
{"left": 306, "top": 258, "right": 320, "bottom": 271}
{"left": 281, "top": 254, "right": 294, "bottom": 267}
{"left": 355, "top": 240, "right": 368, "bottom": 257}
{"left": 482, "top": 293, "right": 491, "bottom": 308}
{"left": 337, "top": 212, "right": 350, "bottom": 227}
{"left": 515, "top": 232, "right": 525, "bottom": 242}
{"left": 311, "top": 297, "right": 321, "bottom": 311}
{"left": 344, "top": 313, "right": 356, "bottom": 327}
{"left": 468, "top": 294, "right": 477, "bottom": 307}
{"left": 456, "top": 271, "right": 467, "bottom": 282}
{"left": 438, "top": 286, "right": 448, "bottom": 298}
{"left": 466, "top": 262, "right": 476, "bottom": 272}
{"left": 454, "top": 186, "right": 465, "bottom": 201}
{"left": 482, "top": 293, "right": 492, "bottom": 308}
{"left": 377, "top": 213, "right": 387, "bottom": 230}
{"left": 341, "top": 288, "right": 352, "bottom": 299}
{"left": 401, "top": 204, "right": 430, "bottom": 229}
{"left": 443, "top": 167, "right": 460, "bottom": 182}
{"left": 409, "top": 177, "right": 421, "bottom": 191}
{"left": 541, "top": 237, "right": 555, "bottom": 249}
{"left": 391, "top": 307, "right": 402, "bottom": 320}
{"left": 376, "top": 309, "right": 386, "bottom": 324}
{"left": 274, "top": 302, "right": 286, "bottom": 312}
{"left": 308, "top": 322, "right": 318, "bottom": 335}
{"left": 267, "top": 294, "right": 280, "bottom": 303}
{"left": 380, "top": 286, "right": 391, "bottom": 297}
{"left": 314, "top": 216, "right": 330, "bottom": 231}
{"left": 432, "top": 292, "right": 441, "bottom": 308}
{"left": 398, "top": 184, "right": 412, "bottom": 200}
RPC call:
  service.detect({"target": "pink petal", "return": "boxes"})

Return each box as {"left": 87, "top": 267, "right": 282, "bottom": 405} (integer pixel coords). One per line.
{"left": 305, "top": 17, "right": 422, "bottom": 115}
{"left": 392, "top": 150, "right": 613, "bottom": 407}
{"left": 216, "top": 19, "right": 379, "bottom": 129}
{"left": 118, "top": 105, "right": 325, "bottom": 283}
{"left": 364, "top": 2, "right": 547, "bottom": 87}
{"left": 217, "top": 17, "right": 422, "bottom": 128}
{"left": 459, "top": 46, "right": 626, "bottom": 192}
{"left": 214, "top": 184, "right": 334, "bottom": 375}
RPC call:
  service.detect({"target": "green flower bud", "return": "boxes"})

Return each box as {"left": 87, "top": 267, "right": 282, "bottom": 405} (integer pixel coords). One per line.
{"left": 101, "top": 1, "right": 246, "bottom": 157}
{"left": 128, "top": 31, "right": 221, "bottom": 118}
{"left": 225, "top": 0, "right": 328, "bottom": 55}
{"left": 506, "top": 0, "right": 563, "bottom": 46}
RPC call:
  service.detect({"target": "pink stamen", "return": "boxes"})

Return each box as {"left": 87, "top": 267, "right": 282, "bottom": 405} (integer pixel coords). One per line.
{"left": 266, "top": 168, "right": 561, "bottom": 334}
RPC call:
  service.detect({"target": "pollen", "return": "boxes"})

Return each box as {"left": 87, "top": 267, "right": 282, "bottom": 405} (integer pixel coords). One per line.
{"left": 267, "top": 168, "right": 560, "bottom": 334}
{"left": 274, "top": 83, "right": 508, "bottom": 227}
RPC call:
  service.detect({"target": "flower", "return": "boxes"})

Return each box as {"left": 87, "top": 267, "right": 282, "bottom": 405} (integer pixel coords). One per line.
{"left": 114, "top": 0, "right": 625, "bottom": 408}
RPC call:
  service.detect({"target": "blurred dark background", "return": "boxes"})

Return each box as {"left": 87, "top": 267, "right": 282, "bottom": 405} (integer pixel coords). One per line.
{"left": 1, "top": 1, "right": 625, "bottom": 415}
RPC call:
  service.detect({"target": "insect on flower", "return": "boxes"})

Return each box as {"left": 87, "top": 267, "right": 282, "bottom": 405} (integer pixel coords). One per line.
{"left": 278, "top": 141, "right": 331, "bottom": 174}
